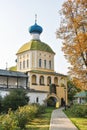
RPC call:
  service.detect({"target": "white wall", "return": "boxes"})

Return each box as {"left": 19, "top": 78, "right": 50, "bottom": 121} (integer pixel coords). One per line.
{"left": 27, "top": 92, "right": 48, "bottom": 105}
{"left": 0, "top": 90, "right": 48, "bottom": 106}
{"left": 0, "top": 90, "right": 9, "bottom": 98}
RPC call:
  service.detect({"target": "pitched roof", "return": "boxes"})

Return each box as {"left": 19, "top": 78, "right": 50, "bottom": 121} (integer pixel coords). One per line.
{"left": 74, "top": 91, "right": 87, "bottom": 98}
{"left": 0, "top": 69, "right": 28, "bottom": 78}
{"left": 29, "top": 70, "right": 67, "bottom": 77}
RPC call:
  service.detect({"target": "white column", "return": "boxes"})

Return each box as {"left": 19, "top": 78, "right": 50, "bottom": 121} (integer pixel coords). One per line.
{"left": 51, "top": 76, "right": 54, "bottom": 84}
{"left": 37, "top": 75, "right": 40, "bottom": 85}
{"left": 44, "top": 75, "right": 48, "bottom": 86}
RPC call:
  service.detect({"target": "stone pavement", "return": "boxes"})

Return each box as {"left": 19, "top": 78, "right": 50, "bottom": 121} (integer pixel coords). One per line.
{"left": 49, "top": 107, "right": 78, "bottom": 130}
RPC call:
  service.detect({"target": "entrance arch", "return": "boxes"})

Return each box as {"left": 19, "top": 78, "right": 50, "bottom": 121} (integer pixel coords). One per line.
{"left": 47, "top": 94, "right": 60, "bottom": 107}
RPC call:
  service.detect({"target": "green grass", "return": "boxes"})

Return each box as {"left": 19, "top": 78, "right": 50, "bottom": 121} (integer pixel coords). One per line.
{"left": 26, "top": 107, "right": 54, "bottom": 130}
{"left": 64, "top": 108, "right": 87, "bottom": 130}
{"left": 71, "top": 118, "right": 87, "bottom": 130}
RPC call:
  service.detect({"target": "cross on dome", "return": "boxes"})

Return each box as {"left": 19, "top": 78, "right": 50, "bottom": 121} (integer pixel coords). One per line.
{"left": 29, "top": 15, "right": 43, "bottom": 35}
{"left": 35, "top": 14, "right": 37, "bottom": 24}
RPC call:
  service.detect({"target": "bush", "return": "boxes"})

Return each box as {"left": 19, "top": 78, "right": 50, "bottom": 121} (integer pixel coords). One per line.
{"left": 0, "top": 109, "right": 21, "bottom": 130}
{"left": 15, "top": 105, "right": 39, "bottom": 129}
{"left": 0, "top": 104, "right": 46, "bottom": 130}
{"left": 1, "top": 89, "right": 29, "bottom": 112}
{"left": 31, "top": 103, "right": 45, "bottom": 115}
{"left": 0, "top": 95, "right": 2, "bottom": 112}
{"left": 66, "top": 104, "right": 87, "bottom": 117}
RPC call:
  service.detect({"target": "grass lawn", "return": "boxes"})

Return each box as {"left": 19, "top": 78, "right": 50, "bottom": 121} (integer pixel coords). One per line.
{"left": 70, "top": 118, "right": 87, "bottom": 130}
{"left": 64, "top": 109, "right": 87, "bottom": 130}
{"left": 26, "top": 107, "right": 54, "bottom": 130}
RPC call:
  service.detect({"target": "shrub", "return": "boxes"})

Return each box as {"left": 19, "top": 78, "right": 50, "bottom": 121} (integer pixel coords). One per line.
{"left": 0, "top": 95, "right": 2, "bottom": 112}
{"left": 0, "top": 104, "right": 45, "bottom": 130}
{"left": 0, "top": 109, "right": 21, "bottom": 130}
{"left": 66, "top": 104, "right": 87, "bottom": 117}
{"left": 36, "top": 105, "right": 46, "bottom": 115}
{"left": 1, "top": 89, "right": 29, "bottom": 112}
{"left": 15, "top": 105, "right": 39, "bottom": 129}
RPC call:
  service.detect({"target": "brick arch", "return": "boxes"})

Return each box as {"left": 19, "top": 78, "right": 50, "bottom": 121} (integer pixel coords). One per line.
{"left": 47, "top": 94, "right": 59, "bottom": 101}
{"left": 39, "top": 75, "right": 44, "bottom": 85}
{"left": 32, "top": 75, "right": 37, "bottom": 85}
{"left": 46, "top": 94, "right": 61, "bottom": 106}
{"left": 54, "top": 77, "right": 58, "bottom": 85}
{"left": 47, "top": 76, "right": 51, "bottom": 85}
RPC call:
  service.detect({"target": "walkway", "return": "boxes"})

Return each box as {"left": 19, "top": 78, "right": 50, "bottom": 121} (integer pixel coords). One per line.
{"left": 49, "top": 107, "right": 78, "bottom": 130}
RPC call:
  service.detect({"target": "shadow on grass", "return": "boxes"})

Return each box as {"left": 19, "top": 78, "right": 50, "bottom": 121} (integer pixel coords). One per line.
{"left": 26, "top": 107, "right": 54, "bottom": 130}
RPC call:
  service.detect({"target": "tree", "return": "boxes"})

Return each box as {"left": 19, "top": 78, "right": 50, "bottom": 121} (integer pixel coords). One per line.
{"left": 67, "top": 80, "right": 80, "bottom": 102}
{"left": 0, "top": 95, "right": 2, "bottom": 112}
{"left": 56, "top": 0, "right": 87, "bottom": 90}
{"left": 1, "top": 89, "right": 29, "bottom": 112}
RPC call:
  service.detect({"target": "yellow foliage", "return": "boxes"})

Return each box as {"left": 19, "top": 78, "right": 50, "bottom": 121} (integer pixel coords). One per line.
{"left": 73, "top": 77, "right": 87, "bottom": 90}
{"left": 56, "top": 0, "right": 87, "bottom": 89}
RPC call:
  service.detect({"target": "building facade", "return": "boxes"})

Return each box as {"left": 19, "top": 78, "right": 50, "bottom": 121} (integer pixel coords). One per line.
{"left": 16, "top": 20, "right": 68, "bottom": 106}
{"left": 0, "top": 19, "right": 68, "bottom": 106}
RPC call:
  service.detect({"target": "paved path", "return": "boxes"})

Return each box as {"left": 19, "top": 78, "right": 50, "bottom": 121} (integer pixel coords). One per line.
{"left": 49, "top": 107, "right": 78, "bottom": 130}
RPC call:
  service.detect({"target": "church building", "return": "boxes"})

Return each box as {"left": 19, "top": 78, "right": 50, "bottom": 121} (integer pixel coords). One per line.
{"left": 0, "top": 18, "right": 68, "bottom": 107}
{"left": 16, "top": 18, "right": 68, "bottom": 106}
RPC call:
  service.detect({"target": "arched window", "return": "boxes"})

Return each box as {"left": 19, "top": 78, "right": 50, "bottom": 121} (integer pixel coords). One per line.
{"left": 54, "top": 77, "right": 58, "bottom": 85}
{"left": 27, "top": 59, "right": 29, "bottom": 68}
{"left": 32, "top": 75, "right": 37, "bottom": 85}
{"left": 20, "top": 62, "right": 22, "bottom": 70}
{"left": 49, "top": 60, "right": 51, "bottom": 69}
{"left": 23, "top": 60, "right": 25, "bottom": 68}
{"left": 39, "top": 59, "right": 42, "bottom": 67}
{"left": 40, "top": 76, "right": 44, "bottom": 85}
{"left": 36, "top": 97, "right": 39, "bottom": 103}
{"left": 44, "top": 60, "right": 46, "bottom": 68}
{"left": 47, "top": 76, "right": 51, "bottom": 85}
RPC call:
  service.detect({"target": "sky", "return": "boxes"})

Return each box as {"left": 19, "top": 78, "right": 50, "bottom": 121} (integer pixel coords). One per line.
{"left": 0, "top": 0, "right": 69, "bottom": 75}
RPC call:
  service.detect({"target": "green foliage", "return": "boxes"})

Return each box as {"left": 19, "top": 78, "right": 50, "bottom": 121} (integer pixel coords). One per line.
{"left": 0, "top": 104, "right": 46, "bottom": 130}
{"left": 65, "top": 104, "right": 87, "bottom": 117}
{"left": 15, "top": 104, "right": 39, "bottom": 129}
{"left": 0, "top": 109, "right": 21, "bottom": 130}
{"left": 67, "top": 80, "right": 80, "bottom": 102}
{"left": 36, "top": 104, "right": 46, "bottom": 115}
{"left": 26, "top": 107, "right": 54, "bottom": 130}
{"left": 0, "top": 95, "right": 2, "bottom": 112}
{"left": 1, "top": 89, "right": 29, "bottom": 112}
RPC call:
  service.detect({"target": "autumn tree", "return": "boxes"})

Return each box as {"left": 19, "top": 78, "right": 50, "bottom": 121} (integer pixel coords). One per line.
{"left": 56, "top": 0, "right": 87, "bottom": 90}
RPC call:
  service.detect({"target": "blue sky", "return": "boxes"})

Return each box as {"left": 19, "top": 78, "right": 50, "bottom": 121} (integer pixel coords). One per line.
{"left": 0, "top": 0, "right": 69, "bottom": 74}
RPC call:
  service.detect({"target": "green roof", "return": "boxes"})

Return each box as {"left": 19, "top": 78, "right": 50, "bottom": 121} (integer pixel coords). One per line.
{"left": 29, "top": 70, "right": 67, "bottom": 77}
{"left": 9, "top": 66, "right": 17, "bottom": 71}
{"left": 74, "top": 91, "right": 87, "bottom": 98}
{"left": 17, "top": 40, "right": 55, "bottom": 54}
